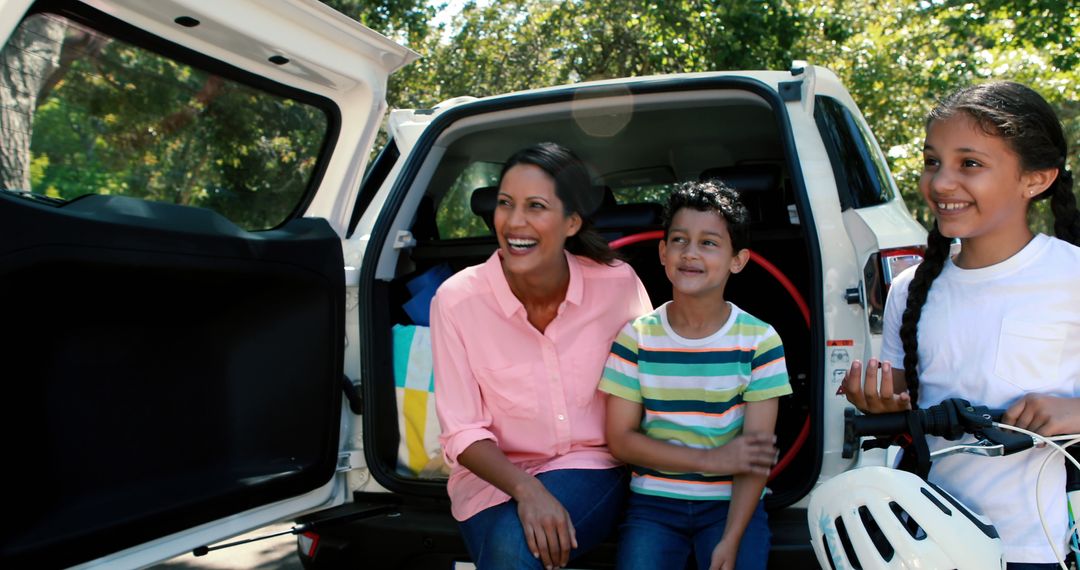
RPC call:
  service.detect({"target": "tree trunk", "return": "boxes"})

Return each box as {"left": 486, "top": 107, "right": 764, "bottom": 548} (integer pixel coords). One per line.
{"left": 0, "top": 16, "right": 66, "bottom": 191}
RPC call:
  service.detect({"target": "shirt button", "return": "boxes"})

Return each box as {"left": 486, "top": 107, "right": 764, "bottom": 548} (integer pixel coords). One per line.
{"left": 557, "top": 414, "right": 565, "bottom": 421}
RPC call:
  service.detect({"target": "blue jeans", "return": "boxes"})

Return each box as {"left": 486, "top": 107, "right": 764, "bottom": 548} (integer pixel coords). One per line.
{"left": 616, "top": 492, "right": 770, "bottom": 570}
{"left": 459, "top": 467, "right": 628, "bottom": 569}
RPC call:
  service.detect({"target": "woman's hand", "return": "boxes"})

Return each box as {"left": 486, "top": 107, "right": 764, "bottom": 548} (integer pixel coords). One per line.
{"left": 514, "top": 478, "right": 577, "bottom": 569}
{"left": 708, "top": 536, "right": 739, "bottom": 570}
{"left": 1003, "top": 394, "right": 1080, "bottom": 436}
{"left": 843, "top": 358, "right": 911, "bottom": 414}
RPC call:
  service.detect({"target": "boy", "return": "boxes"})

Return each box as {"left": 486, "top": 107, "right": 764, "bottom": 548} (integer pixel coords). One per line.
{"left": 600, "top": 181, "right": 791, "bottom": 570}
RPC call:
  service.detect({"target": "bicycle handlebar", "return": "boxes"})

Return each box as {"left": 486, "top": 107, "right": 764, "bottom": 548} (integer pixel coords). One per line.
{"left": 841, "top": 398, "right": 1029, "bottom": 459}
{"left": 846, "top": 399, "right": 1002, "bottom": 439}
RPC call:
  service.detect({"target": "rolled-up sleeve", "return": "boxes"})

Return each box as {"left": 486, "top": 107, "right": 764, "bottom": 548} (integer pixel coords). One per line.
{"left": 632, "top": 272, "right": 652, "bottom": 317}
{"left": 431, "top": 292, "right": 497, "bottom": 467}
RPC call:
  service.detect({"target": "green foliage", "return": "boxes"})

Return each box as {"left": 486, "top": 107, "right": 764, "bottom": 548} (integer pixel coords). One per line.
{"left": 353, "top": 0, "right": 1079, "bottom": 233}
{"left": 11, "top": 1, "right": 1077, "bottom": 233}
{"left": 25, "top": 21, "right": 328, "bottom": 230}
{"left": 794, "top": 0, "right": 1080, "bottom": 229}
{"left": 383, "top": 0, "right": 804, "bottom": 108}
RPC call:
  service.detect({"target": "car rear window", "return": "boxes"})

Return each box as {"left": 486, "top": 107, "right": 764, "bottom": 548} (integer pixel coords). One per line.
{"left": 0, "top": 12, "right": 330, "bottom": 230}
{"left": 435, "top": 161, "right": 502, "bottom": 238}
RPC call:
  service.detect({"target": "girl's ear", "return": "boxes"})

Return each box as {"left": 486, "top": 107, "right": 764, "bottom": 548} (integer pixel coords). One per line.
{"left": 731, "top": 248, "right": 751, "bottom": 274}
{"left": 1022, "top": 167, "right": 1059, "bottom": 200}
{"left": 658, "top": 237, "right": 667, "bottom": 266}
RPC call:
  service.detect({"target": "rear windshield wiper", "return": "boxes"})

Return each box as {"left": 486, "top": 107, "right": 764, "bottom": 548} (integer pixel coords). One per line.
{"left": 1, "top": 188, "right": 67, "bottom": 206}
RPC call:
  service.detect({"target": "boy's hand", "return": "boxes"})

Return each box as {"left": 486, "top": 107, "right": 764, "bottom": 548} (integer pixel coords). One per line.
{"left": 708, "top": 537, "right": 738, "bottom": 570}
{"left": 843, "top": 359, "right": 911, "bottom": 414}
{"left": 703, "top": 432, "right": 777, "bottom": 476}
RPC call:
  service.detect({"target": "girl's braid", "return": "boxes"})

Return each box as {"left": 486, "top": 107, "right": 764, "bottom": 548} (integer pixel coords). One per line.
{"left": 1049, "top": 167, "right": 1080, "bottom": 246}
{"left": 898, "top": 226, "right": 951, "bottom": 406}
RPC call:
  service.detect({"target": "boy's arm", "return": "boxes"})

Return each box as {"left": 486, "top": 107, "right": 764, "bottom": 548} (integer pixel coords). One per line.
{"left": 708, "top": 398, "right": 779, "bottom": 570}
{"left": 605, "top": 396, "right": 776, "bottom": 477}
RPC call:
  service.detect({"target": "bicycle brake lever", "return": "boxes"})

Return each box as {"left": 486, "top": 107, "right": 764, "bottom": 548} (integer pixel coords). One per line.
{"left": 977, "top": 426, "right": 1035, "bottom": 455}
{"left": 929, "top": 429, "right": 1035, "bottom": 459}
{"left": 930, "top": 439, "right": 1005, "bottom": 459}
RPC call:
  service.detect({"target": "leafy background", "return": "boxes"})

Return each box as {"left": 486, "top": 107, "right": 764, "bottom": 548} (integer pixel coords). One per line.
{"left": 329, "top": 0, "right": 1079, "bottom": 232}
{"left": 3, "top": 1, "right": 1076, "bottom": 231}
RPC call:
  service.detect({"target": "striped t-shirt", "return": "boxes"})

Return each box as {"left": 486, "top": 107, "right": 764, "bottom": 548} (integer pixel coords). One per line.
{"left": 598, "top": 301, "right": 791, "bottom": 501}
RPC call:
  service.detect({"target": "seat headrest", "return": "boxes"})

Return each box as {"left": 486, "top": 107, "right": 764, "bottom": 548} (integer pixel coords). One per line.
{"left": 469, "top": 186, "right": 498, "bottom": 220}
{"left": 699, "top": 164, "right": 781, "bottom": 194}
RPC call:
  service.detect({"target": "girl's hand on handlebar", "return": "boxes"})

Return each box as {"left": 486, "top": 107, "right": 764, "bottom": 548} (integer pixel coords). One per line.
{"left": 843, "top": 359, "right": 911, "bottom": 414}
{"left": 1003, "top": 394, "right": 1080, "bottom": 436}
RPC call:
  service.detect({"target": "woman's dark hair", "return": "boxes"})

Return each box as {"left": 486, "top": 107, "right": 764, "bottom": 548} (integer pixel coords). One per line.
{"left": 500, "top": 142, "right": 619, "bottom": 265}
{"left": 662, "top": 180, "right": 751, "bottom": 252}
{"left": 901, "top": 81, "right": 1080, "bottom": 405}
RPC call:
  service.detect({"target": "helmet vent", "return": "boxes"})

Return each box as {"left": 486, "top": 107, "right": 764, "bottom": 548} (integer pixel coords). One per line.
{"left": 821, "top": 535, "right": 839, "bottom": 570}
{"left": 920, "top": 487, "right": 953, "bottom": 515}
{"left": 889, "top": 501, "right": 927, "bottom": 540}
{"left": 858, "top": 506, "right": 895, "bottom": 561}
{"left": 834, "top": 516, "right": 863, "bottom": 569}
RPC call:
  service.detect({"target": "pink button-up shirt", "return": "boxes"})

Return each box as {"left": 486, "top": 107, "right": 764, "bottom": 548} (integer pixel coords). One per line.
{"left": 432, "top": 251, "right": 652, "bottom": 521}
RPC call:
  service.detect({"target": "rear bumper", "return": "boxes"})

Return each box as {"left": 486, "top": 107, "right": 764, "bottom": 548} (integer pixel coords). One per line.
{"left": 296, "top": 494, "right": 814, "bottom": 569}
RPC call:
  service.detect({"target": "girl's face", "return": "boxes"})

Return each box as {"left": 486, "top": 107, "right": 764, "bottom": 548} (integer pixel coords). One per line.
{"left": 919, "top": 113, "right": 1050, "bottom": 244}
{"left": 494, "top": 163, "right": 581, "bottom": 277}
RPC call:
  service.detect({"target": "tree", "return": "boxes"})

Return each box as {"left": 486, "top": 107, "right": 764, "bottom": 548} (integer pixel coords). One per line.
{"left": 378, "top": 0, "right": 1079, "bottom": 231}
{"left": 384, "top": 0, "right": 804, "bottom": 108}
{"left": 0, "top": 16, "right": 65, "bottom": 190}
{"left": 795, "top": 0, "right": 1080, "bottom": 228}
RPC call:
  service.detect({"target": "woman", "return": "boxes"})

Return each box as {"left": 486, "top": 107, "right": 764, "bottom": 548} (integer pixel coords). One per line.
{"left": 432, "top": 142, "right": 652, "bottom": 569}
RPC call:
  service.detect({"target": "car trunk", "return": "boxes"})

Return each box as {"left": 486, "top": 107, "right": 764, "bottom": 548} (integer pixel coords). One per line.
{"left": 354, "top": 78, "right": 823, "bottom": 535}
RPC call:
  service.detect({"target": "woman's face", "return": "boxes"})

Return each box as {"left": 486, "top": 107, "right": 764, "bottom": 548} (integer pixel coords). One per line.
{"left": 494, "top": 163, "right": 581, "bottom": 278}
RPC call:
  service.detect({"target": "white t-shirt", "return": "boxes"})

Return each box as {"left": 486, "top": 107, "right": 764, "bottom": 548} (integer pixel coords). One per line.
{"left": 881, "top": 233, "right": 1080, "bottom": 564}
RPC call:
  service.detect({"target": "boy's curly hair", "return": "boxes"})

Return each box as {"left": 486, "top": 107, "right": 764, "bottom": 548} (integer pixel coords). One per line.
{"left": 662, "top": 180, "right": 751, "bottom": 251}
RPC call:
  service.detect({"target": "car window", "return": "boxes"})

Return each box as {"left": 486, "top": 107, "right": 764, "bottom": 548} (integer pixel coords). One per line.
{"left": 1, "top": 12, "right": 331, "bottom": 230}
{"left": 435, "top": 161, "right": 502, "bottom": 238}
{"left": 814, "top": 96, "right": 895, "bottom": 209}
{"left": 614, "top": 183, "right": 672, "bottom": 205}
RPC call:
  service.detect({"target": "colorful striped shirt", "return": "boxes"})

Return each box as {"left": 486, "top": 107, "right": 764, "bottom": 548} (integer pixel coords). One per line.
{"left": 598, "top": 301, "right": 791, "bottom": 500}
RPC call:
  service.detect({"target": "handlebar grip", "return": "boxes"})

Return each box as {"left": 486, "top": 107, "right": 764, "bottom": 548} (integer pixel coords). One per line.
{"left": 847, "top": 410, "right": 911, "bottom": 438}
{"left": 842, "top": 408, "right": 911, "bottom": 458}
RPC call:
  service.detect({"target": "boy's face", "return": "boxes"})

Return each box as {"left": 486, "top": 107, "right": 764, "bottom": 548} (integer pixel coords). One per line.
{"left": 659, "top": 208, "right": 749, "bottom": 299}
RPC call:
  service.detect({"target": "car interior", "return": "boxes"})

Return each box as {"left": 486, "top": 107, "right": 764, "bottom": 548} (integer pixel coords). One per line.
{"left": 364, "top": 87, "right": 819, "bottom": 508}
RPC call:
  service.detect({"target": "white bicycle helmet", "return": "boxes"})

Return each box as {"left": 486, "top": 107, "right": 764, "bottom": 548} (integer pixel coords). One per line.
{"left": 808, "top": 466, "right": 1005, "bottom": 569}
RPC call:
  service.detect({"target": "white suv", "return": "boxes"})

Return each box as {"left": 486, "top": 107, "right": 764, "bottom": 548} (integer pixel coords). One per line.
{"left": 0, "top": 1, "right": 925, "bottom": 568}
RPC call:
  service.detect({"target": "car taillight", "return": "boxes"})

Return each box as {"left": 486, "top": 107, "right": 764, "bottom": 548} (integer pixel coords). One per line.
{"left": 880, "top": 247, "right": 925, "bottom": 291}
{"left": 298, "top": 531, "right": 320, "bottom": 559}
{"left": 863, "top": 246, "right": 925, "bottom": 333}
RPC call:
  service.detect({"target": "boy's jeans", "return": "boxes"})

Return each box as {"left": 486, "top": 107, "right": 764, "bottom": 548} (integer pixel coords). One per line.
{"left": 616, "top": 492, "right": 770, "bottom": 570}
{"left": 459, "top": 467, "right": 628, "bottom": 569}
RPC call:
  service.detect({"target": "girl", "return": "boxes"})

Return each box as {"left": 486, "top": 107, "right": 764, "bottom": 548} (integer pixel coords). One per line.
{"left": 843, "top": 81, "right": 1080, "bottom": 568}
